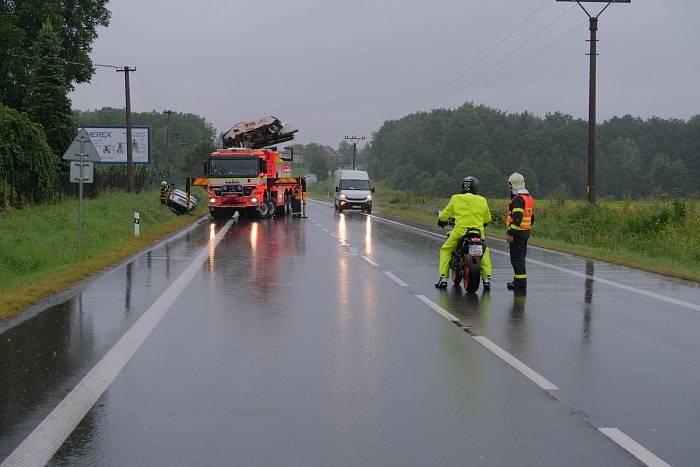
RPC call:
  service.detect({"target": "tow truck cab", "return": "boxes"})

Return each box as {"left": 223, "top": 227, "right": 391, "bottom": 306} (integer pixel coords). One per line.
{"left": 204, "top": 148, "right": 295, "bottom": 219}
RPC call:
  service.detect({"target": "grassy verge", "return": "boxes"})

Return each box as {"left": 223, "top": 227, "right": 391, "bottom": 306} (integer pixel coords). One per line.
{"left": 0, "top": 189, "right": 207, "bottom": 321}
{"left": 308, "top": 180, "right": 700, "bottom": 282}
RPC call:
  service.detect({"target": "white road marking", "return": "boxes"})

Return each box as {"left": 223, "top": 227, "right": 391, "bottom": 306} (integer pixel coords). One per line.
{"left": 383, "top": 271, "right": 409, "bottom": 287}
{"left": 414, "top": 294, "right": 460, "bottom": 323}
{"left": 599, "top": 428, "right": 670, "bottom": 467}
{"left": 361, "top": 255, "right": 380, "bottom": 267}
{"left": 412, "top": 295, "right": 559, "bottom": 392}
{"left": 472, "top": 336, "right": 559, "bottom": 391}
{"left": 330, "top": 233, "right": 338, "bottom": 238}
{"left": 348, "top": 209, "right": 700, "bottom": 313}
{"left": 2, "top": 220, "right": 234, "bottom": 467}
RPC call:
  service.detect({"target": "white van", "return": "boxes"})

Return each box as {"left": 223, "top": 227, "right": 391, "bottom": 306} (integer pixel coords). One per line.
{"left": 334, "top": 169, "right": 374, "bottom": 213}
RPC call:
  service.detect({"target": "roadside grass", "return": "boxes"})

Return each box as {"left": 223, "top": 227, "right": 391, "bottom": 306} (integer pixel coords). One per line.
{"left": 0, "top": 189, "right": 207, "bottom": 320}
{"left": 308, "top": 180, "right": 700, "bottom": 282}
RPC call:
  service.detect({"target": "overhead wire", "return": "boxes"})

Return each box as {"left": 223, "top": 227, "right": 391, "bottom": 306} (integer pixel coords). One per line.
{"left": 419, "top": 0, "right": 550, "bottom": 110}
{"left": 471, "top": 19, "right": 588, "bottom": 99}
{"left": 133, "top": 72, "right": 164, "bottom": 112}
{"left": 436, "top": 3, "right": 578, "bottom": 107}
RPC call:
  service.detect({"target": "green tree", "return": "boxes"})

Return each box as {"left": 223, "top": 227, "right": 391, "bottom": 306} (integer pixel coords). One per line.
{"left": 25, "top": 19, "right": 75, "bottom": 158}
{"left": 0, "top": 0, "right": 110, "bottom": 111}
{"left": 301, "top": 143, "right": 331, "bottom": 181}
{"left": 0, "top": 104, "right": 56, "bottom": 197}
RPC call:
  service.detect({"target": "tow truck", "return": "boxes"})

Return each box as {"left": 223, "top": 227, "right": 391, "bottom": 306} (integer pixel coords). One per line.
{"left": 189, "top": 116, "right": 307, "bottom": 219}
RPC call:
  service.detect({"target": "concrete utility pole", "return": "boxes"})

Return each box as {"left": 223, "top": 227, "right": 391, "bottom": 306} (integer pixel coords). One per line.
{"left": 117, "top": 66, "right": 136, "bottom": 192}
{"left": 557, "top": 0, "right": 630, "bottom": 205}
{"left": 163, "top": 110, "right": 174, "bottom": 174}
{"left": 344, "top": 136, "right": 366, "bottom": 170}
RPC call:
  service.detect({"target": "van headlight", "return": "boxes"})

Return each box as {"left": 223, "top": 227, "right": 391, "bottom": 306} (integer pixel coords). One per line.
{"left": 208, "top": 197, "right": 216, "bottom": 204}
{"left": 366, "top": 194, "right": 372, "bottom": 201}
{"left": 250, "top": 196, "right": 258, "bottom": 204}
{"left": 339, "top": 194, "right": 346, "bottom": 200}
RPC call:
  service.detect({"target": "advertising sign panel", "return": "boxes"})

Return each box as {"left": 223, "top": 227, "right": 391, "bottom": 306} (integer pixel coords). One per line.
{"left": 77, "top": 126, "right": 151, "bottom": 164}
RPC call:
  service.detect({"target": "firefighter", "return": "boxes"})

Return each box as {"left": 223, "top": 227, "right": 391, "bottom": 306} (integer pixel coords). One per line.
{"left": 505, "top": 172, "right": 536, "bottom": 290}
{"left": 159, "top": 181, "right": 169, "bottom": 205}
{"left": 435, "top": 176, "right": 493, "bottom": 290}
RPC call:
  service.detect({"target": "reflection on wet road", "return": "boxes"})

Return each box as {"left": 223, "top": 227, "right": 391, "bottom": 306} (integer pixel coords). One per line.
{"left": 1, "top": 201, "right": 698, "bottom": 466}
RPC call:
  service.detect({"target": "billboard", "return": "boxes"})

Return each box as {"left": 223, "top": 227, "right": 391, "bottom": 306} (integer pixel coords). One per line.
{"left": 77, "top": 126, "right": 151, "bottom": 164}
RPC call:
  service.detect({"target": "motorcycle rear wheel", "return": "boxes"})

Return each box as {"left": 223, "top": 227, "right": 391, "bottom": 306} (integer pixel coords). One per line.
{"left": 464, "top": 257, "right": 481, "bottom": 293}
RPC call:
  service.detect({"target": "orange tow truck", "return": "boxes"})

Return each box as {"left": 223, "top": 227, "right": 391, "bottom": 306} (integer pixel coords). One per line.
{"left": 188, "top": 116, "right": 307, "bottom": 219}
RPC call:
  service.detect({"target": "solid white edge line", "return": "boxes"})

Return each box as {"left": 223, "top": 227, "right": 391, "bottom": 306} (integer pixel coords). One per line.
{"left": 414, "top": 294, "right": 460, "bottom": 323}
{"left": 340, "top": 206, "right": 700, "bottom": 313}
{"left": 361, "top": 255, "right": 380, "bottom": 267}
{"left": 599, "top": 428, "right": 670, "bottom": 467}
{"left": 472, "top": 335, "right": 559, "bottom": 391}
{"left": 383, "top": 271, "right": 409, "bottom": 287}
{"left": 2, "top": 220, "right": 234, "bottom": 467}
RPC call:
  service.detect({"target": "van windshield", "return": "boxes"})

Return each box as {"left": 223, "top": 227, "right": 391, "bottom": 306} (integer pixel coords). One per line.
{"left": 340, "top": 179, "right": 370, "bottom": 190}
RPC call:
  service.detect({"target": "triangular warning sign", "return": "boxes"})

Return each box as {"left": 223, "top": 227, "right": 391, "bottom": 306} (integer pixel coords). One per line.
{"left": 63, "top": 128, "right": 101, "bottom": 162}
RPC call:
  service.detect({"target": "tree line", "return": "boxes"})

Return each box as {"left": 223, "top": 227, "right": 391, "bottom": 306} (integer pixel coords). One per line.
{"left": 366, "top": 102, "right": 700, "bottom": 199}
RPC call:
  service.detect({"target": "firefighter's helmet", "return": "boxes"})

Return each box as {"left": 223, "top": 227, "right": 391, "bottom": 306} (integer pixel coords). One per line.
{"left": 508, "top": 173, "right": 526, "bottom": 192}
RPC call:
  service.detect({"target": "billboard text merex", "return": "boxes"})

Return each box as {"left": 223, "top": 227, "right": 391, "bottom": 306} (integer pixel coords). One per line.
{"left": 77, "top": 126, "right": 151, "bottom": 164}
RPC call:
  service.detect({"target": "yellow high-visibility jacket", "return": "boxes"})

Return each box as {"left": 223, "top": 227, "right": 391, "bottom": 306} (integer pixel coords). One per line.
{"left": 438, "top": 193, "right": 492, "bottom": 237}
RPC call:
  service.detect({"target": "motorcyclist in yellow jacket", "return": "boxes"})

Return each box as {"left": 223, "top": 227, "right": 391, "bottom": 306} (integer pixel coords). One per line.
{"left": 435, "top": 176, "right": 492, "bottom": 290}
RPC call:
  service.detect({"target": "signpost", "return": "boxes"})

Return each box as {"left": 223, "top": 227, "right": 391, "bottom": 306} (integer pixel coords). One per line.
{"left": 63, "top": 129, "right": 101, "bottom": 250}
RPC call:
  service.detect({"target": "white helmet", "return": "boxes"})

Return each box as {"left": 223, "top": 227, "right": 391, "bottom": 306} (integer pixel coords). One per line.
{"left": 508, "top": 172, "right": 525, "bottom": 191}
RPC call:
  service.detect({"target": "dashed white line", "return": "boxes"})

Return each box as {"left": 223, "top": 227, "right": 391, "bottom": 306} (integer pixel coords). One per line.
{"left": 599, "top": 428, "right": 670, "bottom": 467}
{"left": 383, "top": 271, "right": 409, "bottom": 287}
{"left": 412, "top": 294, "right": 558, "bottom": 391}
{"left": 414, "top": 294, "right": 460, "bottom": 323}
{"left": 361, "top": 255, "right": 380, "bottom": 267}
{"left": 472, "top": 336, "right": 559, "bottom": 391}
{"left": 352, "top": 209, "right": 699, "bottom": 313}
{"left": 2, "top": 220, "right": 234, "bottom": 467}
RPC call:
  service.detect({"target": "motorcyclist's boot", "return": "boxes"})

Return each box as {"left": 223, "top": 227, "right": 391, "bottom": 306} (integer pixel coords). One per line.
{"left": 482, "top": 278, "right": 491, "bottom": 291}
{"left": 435, "top": 276, "right": 448, "bottom": 289}
{"left": 506, "top": 278, "right": 527, "bottom": 290}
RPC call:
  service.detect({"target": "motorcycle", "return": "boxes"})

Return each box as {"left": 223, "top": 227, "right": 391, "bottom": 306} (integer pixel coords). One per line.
{"left": 439, "top": 216, "right": 487, "bottom": 294}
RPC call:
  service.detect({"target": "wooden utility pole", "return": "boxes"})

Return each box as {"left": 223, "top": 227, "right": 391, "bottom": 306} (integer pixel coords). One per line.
{"left": 163, "top": 110, "right": 174, "bottom": 174}
{"left": 344, "top": 136, "right": 366, "bottom": 170}
{"left": 117, "top": 66, "right": 135, "bottom": 192}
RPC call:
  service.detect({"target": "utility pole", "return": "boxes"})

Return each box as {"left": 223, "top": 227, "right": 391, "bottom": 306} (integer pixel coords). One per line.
{"left": 163, "top": 110, "right": 174, "bottom": 175}
{"left": 117, "top": 66, "right": 136, "bottom": 192}
{"left": 344, "top": 136, "right": 366, "bottom": 170}
{"left": 557, "top": 0, "right": 630, "bottom": 205}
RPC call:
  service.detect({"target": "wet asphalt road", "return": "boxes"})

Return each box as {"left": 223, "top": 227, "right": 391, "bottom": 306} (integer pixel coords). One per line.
{"left": 1, "top": 199, "right": 699, "bottom": 466}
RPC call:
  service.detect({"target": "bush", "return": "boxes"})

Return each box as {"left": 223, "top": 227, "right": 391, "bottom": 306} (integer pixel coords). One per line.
{"left": 0, "top": 104, "right": 56, "bottom": 198}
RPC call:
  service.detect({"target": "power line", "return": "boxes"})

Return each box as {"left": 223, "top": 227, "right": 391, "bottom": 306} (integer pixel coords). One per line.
{"left": 133, "top": 72, "right": 163, "bottom": 111}
{"left": 419, "top": 0, "right": 550, "bottom": 109}
{"left": 471, "top": 20, "right": 587, "bottom": 99}
{"left": 437, "top": 4, "right": 577, "bottom": 107}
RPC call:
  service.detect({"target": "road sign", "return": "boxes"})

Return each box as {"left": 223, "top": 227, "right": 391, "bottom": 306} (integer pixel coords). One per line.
{"left": 70, "top": 161, "right": 94, "bottom": 183}
{"left": 63, "top": 129, "right": 101, "bottom": 162}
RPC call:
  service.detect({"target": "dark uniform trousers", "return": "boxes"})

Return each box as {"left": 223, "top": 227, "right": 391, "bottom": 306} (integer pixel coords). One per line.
{"left": 509, "top": 230, "right": 529, "bottom": 287}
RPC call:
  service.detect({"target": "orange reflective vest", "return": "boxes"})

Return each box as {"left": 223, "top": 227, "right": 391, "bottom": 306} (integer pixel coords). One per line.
{"left": 506, "top": 194, "right": 535, "bottom": 230}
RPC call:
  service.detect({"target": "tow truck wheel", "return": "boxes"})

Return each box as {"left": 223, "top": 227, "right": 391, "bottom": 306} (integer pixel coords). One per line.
{"left": 256, "top": 201, "right": 270, "bottom": 219}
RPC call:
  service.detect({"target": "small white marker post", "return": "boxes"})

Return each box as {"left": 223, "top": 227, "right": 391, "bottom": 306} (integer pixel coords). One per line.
{"left": 134, "top": 212, "right": 140, "bottom": 238}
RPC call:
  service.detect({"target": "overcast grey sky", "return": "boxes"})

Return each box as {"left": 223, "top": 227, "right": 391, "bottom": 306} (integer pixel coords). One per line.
{"left": 70, "top": 0, "right": 700, "bottom": 147}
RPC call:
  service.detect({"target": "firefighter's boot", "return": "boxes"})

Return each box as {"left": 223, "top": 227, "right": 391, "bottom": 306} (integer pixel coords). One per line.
{"left": 506, "top": 278, "right": 527, "bottom": 290}
{"left": 435, "top": 276, "right": 448, "bottom": 289}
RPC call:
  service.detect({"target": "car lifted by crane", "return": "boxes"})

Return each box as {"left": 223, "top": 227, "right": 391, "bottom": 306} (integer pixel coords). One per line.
{"left": 188, "top": 116, "right": 307, "bottom": 220}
